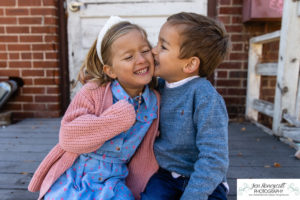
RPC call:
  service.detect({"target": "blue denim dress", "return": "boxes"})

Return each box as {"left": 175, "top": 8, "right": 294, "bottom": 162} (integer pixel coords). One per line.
{"left": 44, "top": 80, "right": 157, "bottom": 200}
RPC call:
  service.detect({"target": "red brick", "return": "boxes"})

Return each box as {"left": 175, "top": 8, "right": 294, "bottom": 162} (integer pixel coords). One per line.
{"left": 0, "top": 27, "right": 4, "bottom": 33}
{"left": 9, "top": 53, "right": 19, "bottom": 59}
{"left": 45, "top": 52, "right": 58, "bottom": 59}
{"left": 33, "top": 61, "right": 58, "bottom": 68}
{"left": 9, "top": 61, "right": 31, "bottom": 68}
{"left": 216, "top": 79, "right": 241, "bottom": 87}
{"left": 232, "top": 16, "right": 242, "bottom": 24}
{"left": 219, "top": 7, "right": 242, "bottom": 15}
{"left": 229, "top": 52, "right": 248, "bottom": 60}
{"left": 19, "top": 0, "right": 41, "bottom": 6}
{"left": 5, "top": 103, "right": 21, "bottom": 110}
{"left": 20, "top": 35, "right": 43, "bottom": 42}
{"left": 223, "top": 97, "right": 245, "bottom": 105}
{"left": 216, "top": 70, "right": 228, "bottom": 78}
{"left": 6, "top": 8, "right": 29, "bottom": 16}
{"left": 231, "top": 43, "right": 243, "bottom": 51}
{"left": 35, "top": 95, "right": 60, "bottom": 102}
{"left": 229, "top": 71, "right": 247, "bottom": 78}
{"left": 227, "top": 88, "right": 246, "bottom": 95}
{"left": 6, "top": 26, "right": 30, "bottom": 33}
{"left": 46, "top": 69, "right": 59, "bottom": 77}
{"left": 1, "top": 69, "right": 20, "bottom": 76}
{"left": 19, "top": 17, "right": 42, "bottom": 24}
{"left": 0, "top": 35, "right": 18, "bottom": 42}
{"left": 22, "top": 69, "right": 44, "bottom": 76}
{"left": 31, "top": 26, "right": 57, "bottom": 34}
{"left": 0, "top": 53, "right": 7, "bottom": 59}
{"left": 232, "top": 0, "right": 243, "bottom": 5}
{"left": 23, "top": 103, "right": 47, "bottom": 111}
{"left": 0, "top": 0, "right": 16, "bottom": 6}
{"left": 33, "top": 53, "right": 43, "bottom": 59}
{"left": 32, "top": 44, "right": 57, "bottom": 51}
{"left": 21, "top": 53, "right": 32, "bottom": 59}
{"left": 30, "top": 8, "right": 57, "bottom": 15}
{"left": 43, "top": 0, "right": 57, "bottom": 6}
{"left": 47, "top": 103, "right": 60, "bottom": 110}
{"left": 44, "top": 17, "right": 58, "bottom": 25}
{"left": 7, "top": 44, "right": 30, "bottom": 51}
{"left": 0, "top": 44, "right": 6, "bottom": 50}
{"left": 218, "top": 16, "right": 231, "bottom": 24}
{"left": 45, "top": 35, "right": 58, "bottom": 42}
{"left": 225, "top": 25, "right": 243, "bottom": 33}
{"left": 0, "top": 9, "right": 3, "bottom": 16}
{"left": 22, "top": 78, "right": 33, "bottom": 85}
{"left": 34, "top": 78, "right": 57, "bottom": 85}
{"left": 231, "top": 34, "right": 245, "bottom": 42}
{"left": 219, "top": 62, "right": 243, "bottom": 69}
{"left": 13, "top": 95, "right": 33, "bottom": 102}
{"left": 0, "top": 17, "right": 17, "bottom": 24}
{"left": 47, "top": 87, "right": 60, "bottom": 94}
{"left": 0, "top": 61, "right": 7, "bottom": 67}
{"left": 220, "top": 0, "right": 231, "bottom": 5}
{"left": 22, "top": 87, "right": 45, "bottom": 94}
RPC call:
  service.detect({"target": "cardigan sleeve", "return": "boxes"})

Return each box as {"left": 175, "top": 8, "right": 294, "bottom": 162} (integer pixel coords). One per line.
{"left": 59, "top": 85, "right": 136, "bottom": 154}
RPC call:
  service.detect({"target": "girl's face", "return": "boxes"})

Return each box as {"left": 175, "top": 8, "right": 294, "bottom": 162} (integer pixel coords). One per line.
{"left": 104, "top": 29, "right": 154, "bottom": 97}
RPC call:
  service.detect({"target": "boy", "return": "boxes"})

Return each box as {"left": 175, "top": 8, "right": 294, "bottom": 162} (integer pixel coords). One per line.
{"left": 141, "top": 12, "right": 230, "bottom": 200}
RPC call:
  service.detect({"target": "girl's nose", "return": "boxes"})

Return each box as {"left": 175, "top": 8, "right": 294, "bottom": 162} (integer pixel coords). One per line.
{"left": 136, "top": 53, "right": 146, "bottom": 64}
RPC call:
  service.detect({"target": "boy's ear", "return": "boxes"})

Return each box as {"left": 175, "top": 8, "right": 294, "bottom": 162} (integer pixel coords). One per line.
{"left": 183, "top": 56, "right": 200, "bottom": 74}
{"left": 103, "top": 65, "right": 117, "bottom": 79}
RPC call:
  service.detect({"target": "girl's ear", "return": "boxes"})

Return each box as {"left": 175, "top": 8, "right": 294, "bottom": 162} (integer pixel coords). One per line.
{"left": 183, "top": 57, "right": 200, "bottom": 74}
{"left": 103, "top": 65, "right": 117, "bottom": 79}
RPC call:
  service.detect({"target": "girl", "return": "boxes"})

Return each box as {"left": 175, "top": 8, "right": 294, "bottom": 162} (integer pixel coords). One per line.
{"left": 28, "top": 16, "right": 160, "bottom": 200}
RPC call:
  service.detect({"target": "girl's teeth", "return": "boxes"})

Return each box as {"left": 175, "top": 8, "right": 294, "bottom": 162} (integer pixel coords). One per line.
{"left": 136, "top": 68, "right": 148, "bottom": 75}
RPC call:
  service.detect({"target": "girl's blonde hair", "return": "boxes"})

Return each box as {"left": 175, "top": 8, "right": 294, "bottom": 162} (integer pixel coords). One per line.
{"left": 77, "top": 21, "right": 150, "bottom": 86}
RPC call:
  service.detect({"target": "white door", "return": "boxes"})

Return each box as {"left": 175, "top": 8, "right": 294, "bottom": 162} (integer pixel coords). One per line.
{"left": 66, "top": 0, "right": 208, "bottom": 98}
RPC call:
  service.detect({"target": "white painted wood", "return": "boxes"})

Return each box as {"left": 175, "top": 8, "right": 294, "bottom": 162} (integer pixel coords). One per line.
{"left": 66, "top": 0, "right": 207, "bottom": 98}
{"left": 252, "top": 99, "right": 274, "bottom": 118}
{"left": 273, "top": 0, "right": 300, "bottom": 135}
{"left": 280, "top": 125, "right": 300, "bottom": 142}
{"left": 298, "top": 1, "right": 300, "bottom": 17}
{"left": 256, "top": 63, "right": 277, "bottom": 76}
{"left": 283, "top": 113, "right": 300, "bottom": 128}
{"left": 296, "top": 76, "right": 300, "bottom": 121}
{"left": 246, "top": 43, "right": 262, "bottom": 121}
{"left": 250, "top": 30, "right": 280, "bottom": 44}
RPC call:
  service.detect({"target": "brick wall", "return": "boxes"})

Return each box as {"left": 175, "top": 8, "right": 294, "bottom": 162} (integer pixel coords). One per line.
{"left": 216, "top": 0, "right": 281, "bottom": 119}
{"left": 0, "top": 0, "right": 60, "bottom": 120}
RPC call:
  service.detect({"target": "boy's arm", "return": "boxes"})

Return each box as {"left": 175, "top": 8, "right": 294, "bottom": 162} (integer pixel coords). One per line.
{"left": 180, "top": 94, "right": 229, "bottom": 200}
{"left": 59, "top": 85, "right": 136, "bottom": 154}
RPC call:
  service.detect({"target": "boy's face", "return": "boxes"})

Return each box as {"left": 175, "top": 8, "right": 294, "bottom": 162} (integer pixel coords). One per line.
{"left": 152, "top": 22, "right": 190, "bottom": 83}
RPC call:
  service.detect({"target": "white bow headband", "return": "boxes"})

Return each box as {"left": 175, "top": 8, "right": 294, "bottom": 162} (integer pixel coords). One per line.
{"left": 96, "top": 16, "right": 128, "bottom": 65}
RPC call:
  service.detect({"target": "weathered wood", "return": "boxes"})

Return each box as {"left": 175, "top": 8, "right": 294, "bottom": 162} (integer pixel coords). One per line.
{"left": 280, "top": 125, "right": 300, "bottom": 142}
{"left": 245, "top": 43, "right": 262, "bottom": 121}
{"left": 0, "top": 111, "right": 12, "bottom": 126}
{"left": 252, "top": 99, "right": 274, "bottom": 117}
{"left": 273, "top": 0, "right": 300, "bottom": 135}
{"left": 250, "top": 30, "right": 280, "bottom": 44}
{"left": 283, "top": 113, "right": 300, "bottom": 127}
{"left": 0, "top": 189, "right": 38, "bottom": 200}
{"left": 256, "top": 62, "right": 277, "bottom": 76}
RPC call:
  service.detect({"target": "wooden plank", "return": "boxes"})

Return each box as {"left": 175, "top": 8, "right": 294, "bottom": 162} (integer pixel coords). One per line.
{"left": 0, "top": 137, "right": 57, "bottom": 145}
{"left": 283, "top": 113, "right": 300, "bottom": 127}
{"left": 0, "top": 152, "right": 50, "bottom": 162}
{"left": 0, "top": 143, "right": 54, "bottom": 152}
{"left": 245, "top": 43, "right": 262, "bottom": 121}
{"left": 273, "top": 0, "right": 300, "bottom": 135}
{"left": 252, "top": 99, "right": 274, "bottom": 117}
{"left": 0, "top": 173, "right": 32, "bottom": 189}
{"left": 250, "top": 30, "right": 280, "bottom": 44}
{"left": 280, "top": 125, "right": 300, "bottom": 142}
{"left": 0, "top": 189, "right": 38, "bottom": 200}
{"left": 256, "top": 62, "right": 277, "bottom": 76}
{"left": 0, "top": 161, "right": 40, "bottom": 174}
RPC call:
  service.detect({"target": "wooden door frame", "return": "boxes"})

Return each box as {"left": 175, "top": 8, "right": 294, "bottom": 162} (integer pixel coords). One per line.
{"left": 58, "top": 0, "right": 217, "bottom": 114}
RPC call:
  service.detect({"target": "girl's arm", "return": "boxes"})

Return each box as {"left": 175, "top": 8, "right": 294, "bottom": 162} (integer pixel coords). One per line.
{"left": 59, "top": 85, "right": 136, "bottom": 154}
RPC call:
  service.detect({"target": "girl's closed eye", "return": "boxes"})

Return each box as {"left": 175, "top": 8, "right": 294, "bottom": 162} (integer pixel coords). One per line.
{"left": 124, "top": 55, "right": 133, "bottom": 61}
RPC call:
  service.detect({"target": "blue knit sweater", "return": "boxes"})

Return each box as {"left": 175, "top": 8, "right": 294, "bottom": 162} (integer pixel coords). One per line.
{"left": 154, "top": 77, "right": 229, "bottom": 200}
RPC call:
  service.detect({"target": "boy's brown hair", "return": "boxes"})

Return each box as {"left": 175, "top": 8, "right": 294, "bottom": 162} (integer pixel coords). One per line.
{"left": 167, "top": 12, "right": 230, "bottom": 77}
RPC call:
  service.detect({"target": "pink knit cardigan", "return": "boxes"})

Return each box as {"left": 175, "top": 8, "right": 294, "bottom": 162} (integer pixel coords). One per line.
{"left": 28, "top": 82, "right": 160, "bottom": 200}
